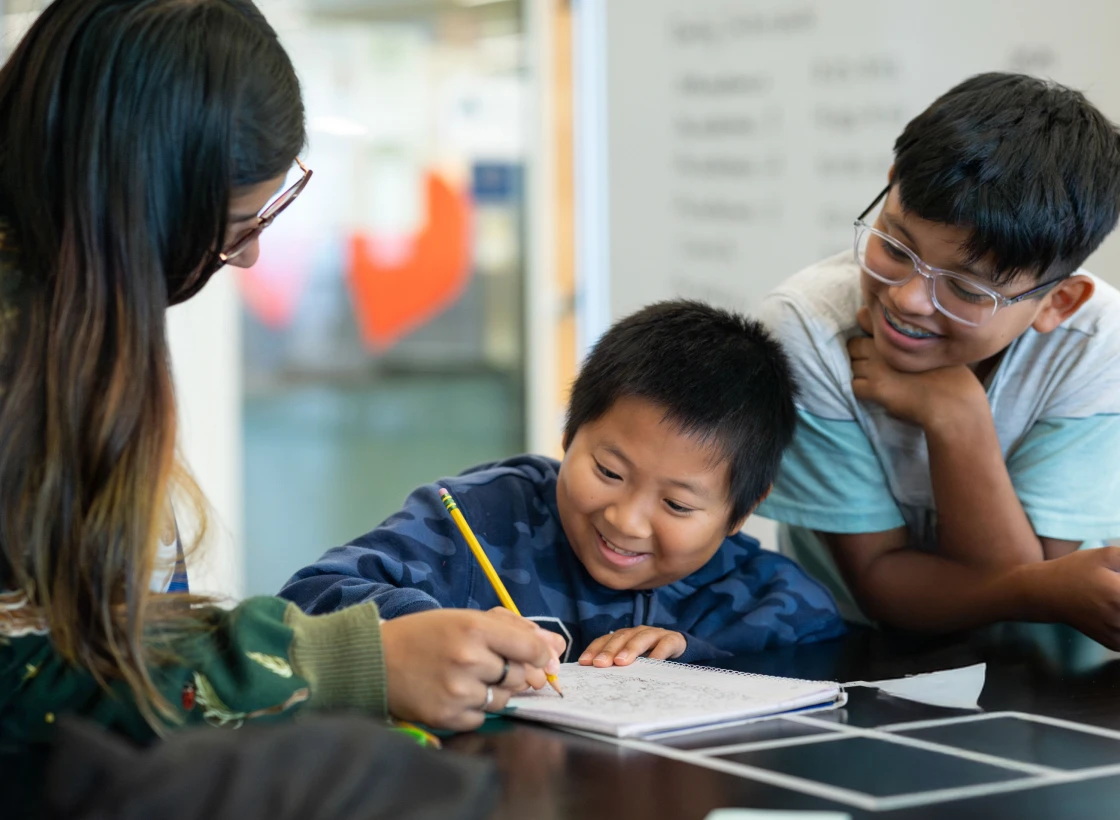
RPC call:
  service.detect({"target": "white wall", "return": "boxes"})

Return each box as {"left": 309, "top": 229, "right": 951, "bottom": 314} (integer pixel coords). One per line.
{"left": 594, "top": 0, "right": 1120, "bottom": 324}
{"left": 524, "top": 0, "right": 560, "bottom": 455}
{"left": 167, "top": 273, "right": 244, "bottom": 600}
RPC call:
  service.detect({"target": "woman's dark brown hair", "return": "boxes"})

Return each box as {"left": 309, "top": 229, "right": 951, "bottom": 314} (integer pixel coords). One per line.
{"left": 0, "top": 0, "right": 304, "bottom": 724}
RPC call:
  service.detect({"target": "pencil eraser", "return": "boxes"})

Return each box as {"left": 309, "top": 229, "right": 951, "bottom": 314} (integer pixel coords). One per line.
{"left": 439, "top": 488, "right": 449, "bottom": 497}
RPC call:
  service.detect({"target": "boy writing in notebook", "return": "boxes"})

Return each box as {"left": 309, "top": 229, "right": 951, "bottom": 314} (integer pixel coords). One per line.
{"left": 281, "top": 300, "right": 844, "bottom": 664}
{"left": 757, "top": 72, "right": 1120, "bottom": 645}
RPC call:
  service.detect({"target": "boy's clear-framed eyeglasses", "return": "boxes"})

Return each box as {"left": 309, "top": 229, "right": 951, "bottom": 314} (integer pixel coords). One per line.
{"left": 854, "top": 185, "right": 1061, "bottom": 327}
{"left": 218, "top": 157, "right": 312, "bottom": 265}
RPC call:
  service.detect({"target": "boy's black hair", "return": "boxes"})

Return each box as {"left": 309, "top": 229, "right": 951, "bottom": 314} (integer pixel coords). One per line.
{"left": 893, "top": 72, "right": 1120, "bottom": 284}
{"left": 563, "top": 300, "right": 797, "bottom": 526}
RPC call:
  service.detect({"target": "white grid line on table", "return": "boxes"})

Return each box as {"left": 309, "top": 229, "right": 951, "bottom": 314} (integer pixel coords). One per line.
{"left": 876, "top": 710, "right": 1120, "bottom": 742}
{"left": 580, "top": 729, "right": 1120, "bottom": 812}
{"left": 874, "top": 761, "right": 1120, "bottom": 812}
{"left": 553, "top": 709, "right": 1120, "bottom": 811}
{"left": 565, "top": 727, "right": 1049, "bottom": 811}
{"left": 696, "top": 732, "right": 851, "bottom": 757}
{"left": 786, "top": 714, "right": 874, "bottom": 732}
{"left": 874, "top": 712, "right": 1027, "bottom": 733}
{"left": 562, "top": 728, "right": 882, "bottom": 811}
{"left": 694, "top": 718, "right": 1058, "bottom": 776}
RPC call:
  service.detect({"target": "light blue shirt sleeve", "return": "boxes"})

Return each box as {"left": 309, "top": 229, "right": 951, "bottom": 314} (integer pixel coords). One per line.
{"left": 1008, "top": 414, "right": 1120, "bottom": 541}
{"left": 758, "top": 408, "right": 905, "bottom": 534}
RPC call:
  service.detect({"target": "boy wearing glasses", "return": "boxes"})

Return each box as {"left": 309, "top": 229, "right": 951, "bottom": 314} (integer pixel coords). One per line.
{"left": 758, "top": 72, "right": 1120, "bottom": 646}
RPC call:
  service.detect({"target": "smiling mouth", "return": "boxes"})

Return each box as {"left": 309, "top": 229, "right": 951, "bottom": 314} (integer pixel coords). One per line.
{"left": 595, "top": 529, "right": 649, "bottom": 565}
{"left": 882, "top": 306, "right": 941, "bottom": 339}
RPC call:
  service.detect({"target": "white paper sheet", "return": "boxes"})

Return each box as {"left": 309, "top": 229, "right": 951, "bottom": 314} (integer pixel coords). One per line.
{"left": 844, "top": 663, "right": 986, "bottom": 710}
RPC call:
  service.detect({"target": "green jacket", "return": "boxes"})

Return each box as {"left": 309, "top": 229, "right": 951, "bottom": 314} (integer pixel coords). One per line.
{"left": 0, "top": 596, "right": 387, "bottom": 743}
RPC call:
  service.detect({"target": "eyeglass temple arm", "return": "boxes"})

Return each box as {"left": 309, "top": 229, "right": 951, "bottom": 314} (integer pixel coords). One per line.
{"left": 857, "top": 184, "right": 892, "bottom": 222}
{"left": 1008, "top": 276, "right": 1064, "bottom": 304}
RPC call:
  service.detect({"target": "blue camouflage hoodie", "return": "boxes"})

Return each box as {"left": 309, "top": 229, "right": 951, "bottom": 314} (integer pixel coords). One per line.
{"left": 279, "top": 455, "right": 845, "bottom": 663}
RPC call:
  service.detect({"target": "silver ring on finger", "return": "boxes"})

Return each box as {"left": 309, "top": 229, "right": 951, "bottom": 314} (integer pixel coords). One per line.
{"left": 482, "top": 685, "right": 494, "bottom": 711}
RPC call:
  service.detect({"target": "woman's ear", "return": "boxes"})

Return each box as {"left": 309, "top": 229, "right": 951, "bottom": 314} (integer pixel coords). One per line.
{"left": 1032, "top": 275, "right": 1095, "bottom": 334}
{"left": 728, "top": 484, "right": 773, "bottom": 536}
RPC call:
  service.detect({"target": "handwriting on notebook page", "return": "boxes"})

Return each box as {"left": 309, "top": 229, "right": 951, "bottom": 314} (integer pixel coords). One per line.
{"left": 515, "top": 661, "right": 772, "bottom": 719}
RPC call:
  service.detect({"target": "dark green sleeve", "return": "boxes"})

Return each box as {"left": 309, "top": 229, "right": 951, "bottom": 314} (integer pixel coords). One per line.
{"left": 156, "top": 596, "right": 388, "bottom": 730}
{"left": 0, "top": 596, "right": 387, "bottom": 744}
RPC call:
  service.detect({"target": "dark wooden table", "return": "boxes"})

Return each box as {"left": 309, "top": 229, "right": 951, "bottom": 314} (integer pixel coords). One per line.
{"left": 446, "top": 623, "right": 1120, "bottom": 819}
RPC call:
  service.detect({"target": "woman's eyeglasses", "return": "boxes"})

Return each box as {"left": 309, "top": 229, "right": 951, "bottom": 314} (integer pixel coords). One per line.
{"left": 218, "top": 157, "right": 312, "bottom": 265}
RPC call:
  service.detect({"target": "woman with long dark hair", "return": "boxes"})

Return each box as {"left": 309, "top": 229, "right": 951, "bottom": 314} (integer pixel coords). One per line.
{"left": 0, "top": 0, "right": 561, "bottom": 740}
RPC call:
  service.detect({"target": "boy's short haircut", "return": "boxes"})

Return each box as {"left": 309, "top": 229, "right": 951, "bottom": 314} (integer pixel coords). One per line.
{"left": 893, "top": 72, "right": 1120, "bottom": 284}
{"left": 563, "top": 299, "right": 798, "bottom": 526}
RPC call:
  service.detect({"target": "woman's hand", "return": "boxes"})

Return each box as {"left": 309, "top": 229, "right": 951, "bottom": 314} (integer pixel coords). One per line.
{"left": 381, "top": 608, "right": 565, "bottom": 731}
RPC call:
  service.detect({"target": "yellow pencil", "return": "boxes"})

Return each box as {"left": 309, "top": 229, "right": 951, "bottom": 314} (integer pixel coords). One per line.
{"left": 439, "top": 487, "right": 564, "bottom": 697}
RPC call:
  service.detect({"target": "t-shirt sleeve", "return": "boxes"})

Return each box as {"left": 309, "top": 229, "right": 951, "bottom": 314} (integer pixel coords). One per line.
{"left": 1008, "top": 414, "right": 1120, "bottom": 541}
{"left": 757, "top": 292, "right": 904, "bottom": 534}
{"left": 758, "top": 409, "right": 905, "bottom": 533}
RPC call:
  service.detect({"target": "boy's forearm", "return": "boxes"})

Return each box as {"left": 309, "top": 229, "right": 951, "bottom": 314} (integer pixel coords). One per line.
{"left": 857, "top": 548, "right": 1045, "bottom": 633}
{"left": 924, "top": 406, "right": 1043, "bottom": 568}
{"left": 280, "top": 572, "right": 441, "bottom": 617}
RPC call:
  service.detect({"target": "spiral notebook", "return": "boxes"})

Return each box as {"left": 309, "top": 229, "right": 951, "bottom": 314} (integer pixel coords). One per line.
{"left": 504, "top": 658, "right": 845, "bottom": 739}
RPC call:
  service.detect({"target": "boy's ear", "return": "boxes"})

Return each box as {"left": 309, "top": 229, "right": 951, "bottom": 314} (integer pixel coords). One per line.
{"left": 887, "top": 164, "right": 896, "bottom": 184}
{"left": 728, "top": 484, "right": 773, "bottom": 535}
{"left": 1031, "top": 275, "right": 1095, "bottom": 334}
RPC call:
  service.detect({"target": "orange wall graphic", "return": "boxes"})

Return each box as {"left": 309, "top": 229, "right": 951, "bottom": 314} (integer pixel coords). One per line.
{"left": 347, "top": 172, "right": 472, "bottom": 351}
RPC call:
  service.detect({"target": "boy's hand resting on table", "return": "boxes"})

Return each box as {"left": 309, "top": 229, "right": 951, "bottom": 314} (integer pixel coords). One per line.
{"left": 381, "top": 608, "right": 566, "bottom": 732}
{"left": 578, "top": 626, "right": 686, "bottom": 667}
{"left": 1028, "top": 547, "right": 1120, "bottom": 650}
